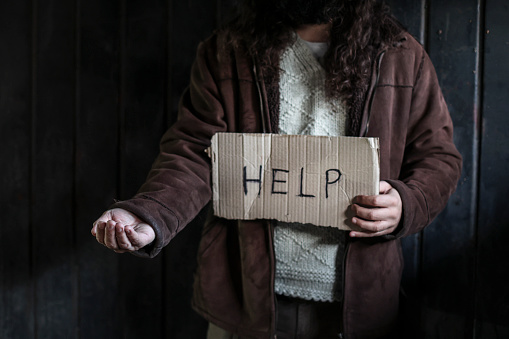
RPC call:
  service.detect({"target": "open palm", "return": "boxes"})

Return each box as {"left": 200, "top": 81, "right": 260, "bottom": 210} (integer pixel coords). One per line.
{"left": 92, "top": 208, "right": 155, "bottom": 253}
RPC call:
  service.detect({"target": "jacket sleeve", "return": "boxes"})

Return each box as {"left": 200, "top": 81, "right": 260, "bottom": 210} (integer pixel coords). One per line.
{"left": 112, "top": 38, "right": 228, "bottom": 257}
{"left": 385, "top": 48, "right": 462, "bottom": 239}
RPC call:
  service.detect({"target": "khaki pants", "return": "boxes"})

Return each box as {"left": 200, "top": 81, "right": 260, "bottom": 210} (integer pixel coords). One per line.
{"left": 207, "top": 323, "right": 241, "bottom": 339}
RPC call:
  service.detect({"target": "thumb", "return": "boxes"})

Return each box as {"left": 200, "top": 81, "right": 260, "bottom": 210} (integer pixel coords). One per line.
{"left": 379, "top": 181, "right": 393, "bottom": 194}
{"left": 125, "top": 224, "right": 155, "bottom": 249}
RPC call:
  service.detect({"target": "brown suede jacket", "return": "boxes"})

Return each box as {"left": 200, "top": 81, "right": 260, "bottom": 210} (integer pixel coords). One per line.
{"left": 113, "top": 31, "right": 462, "bottom": 339}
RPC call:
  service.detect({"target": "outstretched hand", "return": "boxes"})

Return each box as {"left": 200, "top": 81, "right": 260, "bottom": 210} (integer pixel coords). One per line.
{"left": 91, "top": 208, "right": 155, "bottom": 253}
{"left": 349, "top": 181, "right": 402, "bottom": 238}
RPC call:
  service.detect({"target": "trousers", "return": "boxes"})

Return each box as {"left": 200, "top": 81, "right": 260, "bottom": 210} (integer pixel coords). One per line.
{"left": 207, "top": 295, "right": 343, "bottom": 339}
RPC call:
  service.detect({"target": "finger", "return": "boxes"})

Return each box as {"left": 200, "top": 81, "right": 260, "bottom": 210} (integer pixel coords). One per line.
{"left": 104, "top": 220, "right": 119, "bottom": 249}
{"left": 354, "top": 193, "right": 397, "bottom": 208}
{"left": 95, "top": 221, "right": 107, "bottom": 245}
{"left": 352, "top": 204, "right": 394, "bottom": 222}
{"left": 94, "top": 209, "right": 114, "bottom": 224}
{"left": 92, "top": 209, "right": 116, "bottom": 237}
{"left": 352, "top": 217, "right": 394, "bottom": 233}
{"left": 349, "top": 227, "right": 394, "bottom": 238}
{"left": 125, "top": 226, "right": 146, "bottom": 249}
{"left": 127, "top": 224, "right": 155, "bottom": 250}
{"left": 350, "top": 219, "right": 397, "bottom": 237}
{"left": 115, "top": 224, "right": 135, "bottom": 251}
{"left": 91, "top": 222, "right": 98, "bottom": 236}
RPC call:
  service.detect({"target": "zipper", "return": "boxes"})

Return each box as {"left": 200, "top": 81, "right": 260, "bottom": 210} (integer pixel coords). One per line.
{"left": 253, "top": 56, "right": 277, "bottom": 338}
{"left": 252, "top": 57, "right": 268, "bottom": 133}
{"left": 268, "top": 220, "right": 277, "bottom": 338}
{"left": 362, "top": 50, "right": 386, "bottom": 137}
{"left": 253, "top": 50, "right": 387, "bottom": 338}
{"left": 339, "top": 50, "right": 386, "bottom": 339}
{"left": 338, "top": 235, "right": 350, "bottom": 338}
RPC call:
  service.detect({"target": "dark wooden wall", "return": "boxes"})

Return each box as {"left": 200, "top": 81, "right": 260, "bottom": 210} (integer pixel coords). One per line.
{"left": 1, "top": 0, "right": 507, "bottom": 338}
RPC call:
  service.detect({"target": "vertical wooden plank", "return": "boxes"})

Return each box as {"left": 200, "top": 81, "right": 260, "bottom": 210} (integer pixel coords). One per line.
{"left": 420, "top": 0, "right": 479, "bottom": 337}
{"left": 386, "top": 0, "right": 426, "bottom": 43}
{"left": 0, "top": 0, "right": 34, "bottom": 337}
{"left": 167, "top": 0, "right": 218, "bottom": 125}
{"left": 476, "top": 0, "right": 509, "bottom": 337}
{"left": 121, "top": 0, "right": 167, "bottom": 198}
{"left": 75, "top": 0, "right": 122, "bottom": 337}
{"left": 164, "top": 0, "right": 219, "bottom": 337}
{"left": 164, "top": 209, "right": 210, "bottom": 339}
{"left": 118, "top": 0, "right": 167, "bottom": 337}
{"left": 32, "top": 0, "right": 78, "bottom": 337}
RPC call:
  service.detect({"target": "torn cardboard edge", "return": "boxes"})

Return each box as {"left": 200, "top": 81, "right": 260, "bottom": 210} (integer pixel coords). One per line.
{"left": 209, "top": 133, "right": 380, "bottom": 230}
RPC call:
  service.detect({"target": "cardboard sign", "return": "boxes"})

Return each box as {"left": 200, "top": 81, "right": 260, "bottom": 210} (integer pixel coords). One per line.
{"left": 209, "top": 133, "right": 380, "bottom": 230}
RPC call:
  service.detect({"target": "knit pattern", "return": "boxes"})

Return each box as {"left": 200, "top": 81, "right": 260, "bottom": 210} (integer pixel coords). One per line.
{"left": 274, "top": 37, "right": 348, "bottom": 302}
{"left": 278, "top": 38, "right": 347, "bottom": 137}
{"left": 274, "top": 223, "right": 346, "bottom": 302}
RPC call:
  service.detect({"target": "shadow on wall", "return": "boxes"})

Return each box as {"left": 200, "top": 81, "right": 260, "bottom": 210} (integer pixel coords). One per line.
{"left": 399, "top": 215, "right": 509, "bottom": 338}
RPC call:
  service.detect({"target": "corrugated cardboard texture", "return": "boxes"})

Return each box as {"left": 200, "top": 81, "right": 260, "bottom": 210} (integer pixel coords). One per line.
{"left": 210, "top": 133, "right": 380, "bottom": 230}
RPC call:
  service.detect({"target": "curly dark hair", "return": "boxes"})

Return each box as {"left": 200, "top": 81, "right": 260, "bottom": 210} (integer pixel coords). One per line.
{"left": 218, "top": 0, "right": 404, "bottom": 104}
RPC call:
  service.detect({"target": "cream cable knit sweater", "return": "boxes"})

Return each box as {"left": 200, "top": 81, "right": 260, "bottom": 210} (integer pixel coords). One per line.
{"left": 274, "top": 36, "right": 349, "bottom": 302}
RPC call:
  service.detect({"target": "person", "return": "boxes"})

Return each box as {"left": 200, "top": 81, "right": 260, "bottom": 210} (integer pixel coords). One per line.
{"left": 91, "top": 0, "right": 462, "bottom": 338}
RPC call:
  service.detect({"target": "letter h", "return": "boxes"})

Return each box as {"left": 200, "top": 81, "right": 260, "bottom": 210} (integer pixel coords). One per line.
{"left": 243, "top": 165, "right": 262, "bottom": 196}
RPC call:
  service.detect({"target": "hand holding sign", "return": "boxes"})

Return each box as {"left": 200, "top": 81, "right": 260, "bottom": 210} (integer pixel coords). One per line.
{"left": 350, "top": 181, "right": 402, "bottom": 237}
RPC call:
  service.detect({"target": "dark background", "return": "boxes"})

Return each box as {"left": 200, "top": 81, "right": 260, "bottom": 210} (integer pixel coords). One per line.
{"left": 1, "top": 0, "right": 508, "bottom": 338}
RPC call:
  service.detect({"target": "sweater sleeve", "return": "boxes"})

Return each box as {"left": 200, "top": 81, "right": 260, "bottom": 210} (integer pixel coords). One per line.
{"left": 112, "top": 38, "right": 228, "bottom": 257}
{"left": 385, "top": 48, "right": 462, "bottom": 239}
